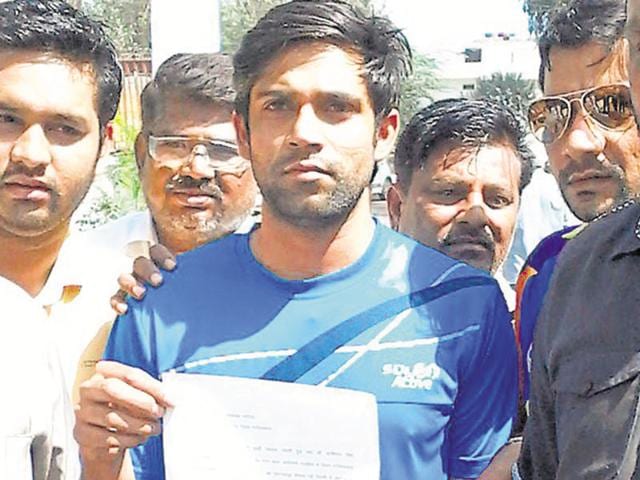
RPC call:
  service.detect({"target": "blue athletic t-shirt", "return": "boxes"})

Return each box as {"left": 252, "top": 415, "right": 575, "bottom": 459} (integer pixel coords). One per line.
{"left": 105, "top": 220, "right": 517, "bottom": 480}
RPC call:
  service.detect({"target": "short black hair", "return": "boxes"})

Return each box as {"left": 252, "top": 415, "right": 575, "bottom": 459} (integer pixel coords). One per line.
{"left": 141, "top": 53, "right": 235, "bottom": 132}
{"left": 233, "top": 0, "right": 412, "bottom": 124}
{"left": 538, "top": 0, "right": 626, "bottom": 88}
{"left": 394, "top": 98, "right": 534, "bottom": 194}
{"left": 0, "top": 0, "right": 122, "bottom": 129}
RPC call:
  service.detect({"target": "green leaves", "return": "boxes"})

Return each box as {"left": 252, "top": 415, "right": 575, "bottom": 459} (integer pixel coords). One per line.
{"left": 473, "top": 72, "right": 537, "bottom": 120}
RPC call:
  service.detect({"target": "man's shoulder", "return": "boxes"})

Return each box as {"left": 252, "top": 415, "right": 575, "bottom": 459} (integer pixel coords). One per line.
{"left": 524, "top": 224, "right": 583, "bottom": 272}
{"left": 379, "top": 228, "right": 502, "bottom": 315}
{"left": 561, "top": 199, "right": 640, "bottom": 261}
{"left": 77, "top": 210, "right": 152, "bottom": 251}
{"left": 145, "top": 233, "right": 247, "bottom": 295}
{"left": 380, "top": 225, "right": 477, "bottom": 276}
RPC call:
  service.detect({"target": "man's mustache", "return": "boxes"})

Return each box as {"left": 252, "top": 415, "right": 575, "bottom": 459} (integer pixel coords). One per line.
{"left": 0, "top": 163, "right": 56, "bottom": 191}
{"left": 558, "top": 155, "right": 624, "bottom": 185}
{"left": 442, "top": 228, "right": 495, "bottom": 252}
{"left": 165, "top": 176, "right": 222, "bottom": 198}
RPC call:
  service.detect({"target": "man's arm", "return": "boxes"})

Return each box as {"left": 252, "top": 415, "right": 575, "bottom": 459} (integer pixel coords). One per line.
{"left": 447, "top": 287, "right": 518, "bottom": 479}
{"left": 516, "top": 339, "right": 558, "bottom": 479}
{"left": 75, "top": 296, "right": 173, "bottom": 480}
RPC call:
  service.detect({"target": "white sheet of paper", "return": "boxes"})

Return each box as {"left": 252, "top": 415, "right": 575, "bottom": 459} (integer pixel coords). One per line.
{"left": 162, "top": 372, "right": 379, "bottom": 480}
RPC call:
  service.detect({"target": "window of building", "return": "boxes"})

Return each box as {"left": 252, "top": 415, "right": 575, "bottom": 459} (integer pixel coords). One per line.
{"left": 464, "top": 48, "right": 482, "bottom": 63}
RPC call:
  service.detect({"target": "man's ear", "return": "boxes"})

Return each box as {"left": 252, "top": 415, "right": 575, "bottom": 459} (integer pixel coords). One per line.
{"left": 98, "top": 122, "right": 114, "bottom": 159}
{"left": 134, "top": 132, "right": 146, "bottom": 171}
{"left": 233, "top": 111, "right": 251, "bottom": 160}
{"left": 386, "top": 183, "right": 404, "bottom": 231}
{"left": 374, "top": 108, "right": 400, "bottom": 161}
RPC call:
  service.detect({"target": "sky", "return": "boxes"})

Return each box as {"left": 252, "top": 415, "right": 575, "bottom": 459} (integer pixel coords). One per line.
{"left": 383, "top": 0, "right": 531, "bottom": 53}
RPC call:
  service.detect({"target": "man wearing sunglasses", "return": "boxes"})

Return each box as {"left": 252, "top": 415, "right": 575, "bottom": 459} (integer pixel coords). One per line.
{"left": 511, "top": 0, "right": 640, "bottom": 478}
{"left": 516, "top": 0, "right": 639, "bottom": 406}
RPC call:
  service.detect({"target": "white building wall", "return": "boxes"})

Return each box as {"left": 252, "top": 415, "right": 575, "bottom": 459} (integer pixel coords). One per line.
{"left": 150, "top": 0, "right": 222, "bottom": 73}
{"left": 429, "top": 35, "right": 541, "bottom": 100}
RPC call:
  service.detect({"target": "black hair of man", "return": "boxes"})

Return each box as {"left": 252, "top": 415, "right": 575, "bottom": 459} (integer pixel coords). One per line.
{"left": 538, "top": 0, "right": 626, "bottom": 89}
{"left": 233, "top": 0, "right": 412, "bottom": 126}
{"left": 0, "top": 0, "right": 122, "bottom": 129}
{"left": 394, "top": 98, "right": 534, "bottom": 194}
{"left": 141, "top": 52, "right": 236, "bottom": 133}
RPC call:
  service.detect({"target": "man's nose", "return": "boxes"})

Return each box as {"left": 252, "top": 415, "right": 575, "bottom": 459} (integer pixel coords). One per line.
{"left": 288, "top": 104, "right": 323, "bottom": 153}
{"left": 182, "top": 146, "right": 214, "bottom": 180}
{"left": 10, "top": 124, "right": 52, "bottom": 169}
{"left": 563, "top": 104, "right": 606, "bottom": 160}
{"left": 457, "top": 194, "right": 490, "bottom": 227}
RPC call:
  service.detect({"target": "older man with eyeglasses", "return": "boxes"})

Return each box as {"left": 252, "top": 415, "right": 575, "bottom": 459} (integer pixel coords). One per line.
{"left": 73, "top": 52, "right": 258, "bottom": 396}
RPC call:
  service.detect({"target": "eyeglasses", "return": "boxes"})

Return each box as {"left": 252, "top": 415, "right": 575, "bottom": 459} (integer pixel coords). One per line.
{"left": 147, "top": 135, "right": 249, "bottom": 174}
{"left": 528, "top": 83, "right": 635, "bottom": 144}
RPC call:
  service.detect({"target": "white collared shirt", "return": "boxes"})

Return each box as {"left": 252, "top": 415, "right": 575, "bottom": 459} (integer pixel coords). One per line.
{"left": 32, "top": 232, "right": 123, "bottom": 402}
{"left": 1, "top": 277, "right": 79, "bottom": 480}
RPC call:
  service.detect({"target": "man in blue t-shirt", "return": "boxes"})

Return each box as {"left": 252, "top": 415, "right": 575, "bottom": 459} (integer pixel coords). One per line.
{"left": 74, "top": 2, "right": 517, "bottom": 479}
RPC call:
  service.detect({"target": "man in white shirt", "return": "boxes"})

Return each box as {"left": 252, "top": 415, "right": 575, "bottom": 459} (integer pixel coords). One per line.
{"left": 0, "top": 0, "right": 124, "bottom": 395}
{"left": 0, "top": 276, "right": 78, "bottom": 480}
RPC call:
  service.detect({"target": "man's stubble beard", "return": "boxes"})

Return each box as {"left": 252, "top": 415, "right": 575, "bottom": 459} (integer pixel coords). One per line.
{"left": 558, "top": 162, "right": 630, "bottom": 221}
{"left": 0, "top": 162, "right": 96, "bottom": 238}
{"left": 257, "top": 157, "right": 373, "bottom": 230}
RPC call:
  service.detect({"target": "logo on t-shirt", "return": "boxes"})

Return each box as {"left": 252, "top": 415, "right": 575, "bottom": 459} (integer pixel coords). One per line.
{"left": 382, "top": 362, "right": 441, "bottom": 390}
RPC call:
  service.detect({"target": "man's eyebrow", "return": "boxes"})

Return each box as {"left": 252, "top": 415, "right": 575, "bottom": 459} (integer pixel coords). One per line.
{"left": 253, "top": 89, "right": 362, "bottom": 104}
{"left": 253, "top": 89, "right": 291, "bottom": 100}
{"left": 50, "top": 112, "right": 88, "bottom": 127}
{"left": 428, "top": 176, "right": 465, "bottom": 186}
{"left": 0, "top": 102, "right": 88, "bottom": 126}
{"left": 0, "top": 102, "right": 18, "bottom": 113}
{"left": 323, "top": 91, "right": 362, "bottom": 104}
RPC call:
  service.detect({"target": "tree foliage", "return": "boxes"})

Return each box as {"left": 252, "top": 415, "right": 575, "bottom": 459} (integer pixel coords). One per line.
{"left": 82, "top": 0, "right": 151, "bottom": 56}
{"left": 399, "top": 53, "right": 438, "bottom": 124}
{"left": 522, "top": 0, "right": 567, "bottom": 36}
{"left": 473, "top": 72, "right": 537, "bottom": 120}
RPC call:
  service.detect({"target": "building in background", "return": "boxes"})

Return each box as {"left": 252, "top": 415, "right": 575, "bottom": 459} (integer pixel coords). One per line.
{"left": 429, "top": 32, "right": 540, "bottom": 100}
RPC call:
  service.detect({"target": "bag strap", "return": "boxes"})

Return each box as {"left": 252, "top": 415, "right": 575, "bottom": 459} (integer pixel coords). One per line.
{"left": 261, "top": 275, "right": 494, "bottom": 382}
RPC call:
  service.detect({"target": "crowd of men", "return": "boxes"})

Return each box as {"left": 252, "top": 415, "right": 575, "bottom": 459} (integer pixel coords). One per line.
{"left": 3, "top": 0, "right": 640, "bottom": 478}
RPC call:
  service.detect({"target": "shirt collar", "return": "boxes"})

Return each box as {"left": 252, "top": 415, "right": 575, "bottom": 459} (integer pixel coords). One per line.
{"left": 605, "top": 200, "right": 640, "bottom": 260}
{"left": 123, "top": 210, "right": 158, "bottom": 259}
{"left": 610, "top": 213, "right": 640, "bottom": 260}
{"left": 35, "top": 234, "right": 87, "bottom": 308}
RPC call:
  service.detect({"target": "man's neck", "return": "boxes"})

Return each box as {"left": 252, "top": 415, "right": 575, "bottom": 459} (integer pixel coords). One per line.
{"left": 250, "top": 195, "right": 375, "bottom": 280}
{"left": 0, "top": 222, "right": 69, "bottom": 297}
{"left": 154, "top": 223, "right": 226, "bottom": 255}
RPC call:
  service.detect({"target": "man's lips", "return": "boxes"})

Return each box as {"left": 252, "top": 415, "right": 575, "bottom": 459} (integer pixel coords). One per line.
{"left": 566, "top": 170, "right": 616, "bottom": 198}
{"left": 168, "top": 188, "right": 219, "bottom": 208}
{"left": 1, "top": 176, "right": 52, "bottom": 201}
{"left": 567, "top": 170, "right": 613, "bottom": 186}
{"left": 283, "top": 160, "right": 330, "bottom": 178}
{"left": 444, "top": 237, "right": 493, "bottom": 254}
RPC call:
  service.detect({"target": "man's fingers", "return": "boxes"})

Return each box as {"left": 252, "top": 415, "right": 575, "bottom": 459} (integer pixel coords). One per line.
{"left": 110, "top": 290, "right": 129, "bottom": 315}
{"left": 149, "top": 244, "right": 176, "bottom": 271}
{"left": 133, "top": 256, "right": 163, "bottom": 287}
{"left": 96, "top": 361, "right": 174, "bottom": 408}
{"left": 76, "top": 400, "right": 161, "bottom": 437}
{"left": 117, "top": 272, "right": 145, "bottom": 300}
{"left": 74, "top": 421, "right": 150, "bottom": 450}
